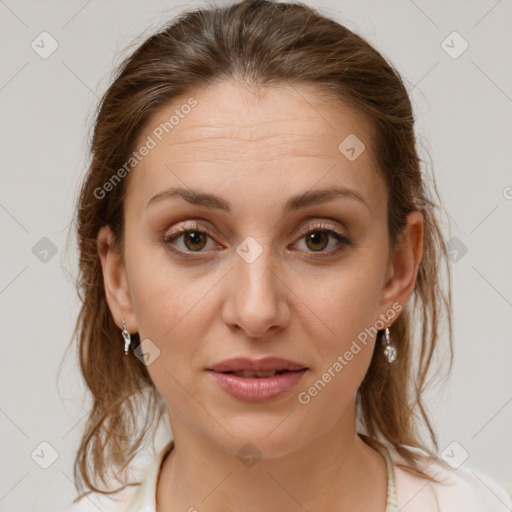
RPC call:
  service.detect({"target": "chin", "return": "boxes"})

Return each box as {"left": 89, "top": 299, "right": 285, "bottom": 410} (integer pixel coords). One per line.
{"left": 208, "top": 416, "right": 309, "bottom": 460}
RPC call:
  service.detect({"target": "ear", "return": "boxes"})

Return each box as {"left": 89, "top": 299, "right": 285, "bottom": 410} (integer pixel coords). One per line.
{"left": 378, "top": 211, "right": 424, "bottom": 322}
{"left": 97, "top": 225, "right": 137, "bottom": 333}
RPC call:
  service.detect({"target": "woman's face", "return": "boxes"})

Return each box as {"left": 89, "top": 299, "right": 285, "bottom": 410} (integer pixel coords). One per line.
{"left": 98, "top": 80, "right": 422, "bottom": 457}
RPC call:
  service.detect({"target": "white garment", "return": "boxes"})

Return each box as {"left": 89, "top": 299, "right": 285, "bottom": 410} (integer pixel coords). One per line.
{"left": 50, "top": 437, "right": 512, "bottom": 512}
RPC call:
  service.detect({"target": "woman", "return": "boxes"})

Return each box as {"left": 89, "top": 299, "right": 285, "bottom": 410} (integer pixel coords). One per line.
{"left": 65, "top": 0, "right": 512, "bottom": 510}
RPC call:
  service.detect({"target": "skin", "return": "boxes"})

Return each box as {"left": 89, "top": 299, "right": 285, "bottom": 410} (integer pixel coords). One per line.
{"left": 97, "top": 80, "right": 423, "bottom": 511}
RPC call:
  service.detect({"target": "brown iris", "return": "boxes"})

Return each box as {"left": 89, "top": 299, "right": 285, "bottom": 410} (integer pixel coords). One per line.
{"left": 305, "top": 231, "right": 329, "bottom": 251}
{"left": 184, "top": 231, "right": 208, "bottom": 251}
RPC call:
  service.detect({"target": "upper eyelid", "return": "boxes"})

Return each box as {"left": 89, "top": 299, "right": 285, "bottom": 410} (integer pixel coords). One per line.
{"left": 165, "top": 220, "right": 346, "bottom": 238}
{"left": 295, "top": 222, "right": 344, "bottom": 236}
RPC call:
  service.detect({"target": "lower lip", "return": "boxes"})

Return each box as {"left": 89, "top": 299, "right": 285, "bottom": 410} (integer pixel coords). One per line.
{"left": 206, "top": 369, "right": 308, "bottom": 403}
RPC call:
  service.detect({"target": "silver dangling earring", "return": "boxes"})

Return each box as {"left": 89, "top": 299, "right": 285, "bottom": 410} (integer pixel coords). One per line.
{"left": 382, "top": 316, "right": 397, "bottom": 363}
{"left": 121, "top": 317, "right": 131, "bottom": 355}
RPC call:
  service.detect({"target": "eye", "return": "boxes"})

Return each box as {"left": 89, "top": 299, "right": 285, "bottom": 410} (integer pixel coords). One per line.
{"left": 163, "top": 222, "right": 218, "bottom": 255}
{"left": 294, "top": 223, "right": 352, "bottom": 257}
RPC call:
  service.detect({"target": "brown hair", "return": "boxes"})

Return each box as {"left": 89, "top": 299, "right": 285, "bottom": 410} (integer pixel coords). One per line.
{"left": 65, "top": 0, "right": 454, "bottom": 501}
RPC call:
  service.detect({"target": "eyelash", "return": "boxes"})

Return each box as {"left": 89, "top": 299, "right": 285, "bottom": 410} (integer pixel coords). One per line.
{"left": 162, "top": 221, "right": 352, "bottom": 260}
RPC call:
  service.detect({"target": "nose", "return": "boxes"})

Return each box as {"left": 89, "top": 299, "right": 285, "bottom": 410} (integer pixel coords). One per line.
{"left": 221, "top": 241, "right": 290, "bottom": 338}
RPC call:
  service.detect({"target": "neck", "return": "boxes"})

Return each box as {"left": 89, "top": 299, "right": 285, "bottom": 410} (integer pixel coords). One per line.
{"left": 156, "top": 408, "right": 388, "bottom": 511}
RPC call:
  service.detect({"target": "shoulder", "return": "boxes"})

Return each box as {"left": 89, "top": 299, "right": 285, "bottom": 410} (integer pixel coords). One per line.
{"left": 387, "top": 444, "right": 512, "bottom": 511}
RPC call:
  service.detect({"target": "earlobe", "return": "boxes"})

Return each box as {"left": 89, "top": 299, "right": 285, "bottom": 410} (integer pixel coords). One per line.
{"left": 380, "top": 211, "right": 424, "bottom": 315}
{"left": 97, "top": 225, "right": 137, "bottom": 333}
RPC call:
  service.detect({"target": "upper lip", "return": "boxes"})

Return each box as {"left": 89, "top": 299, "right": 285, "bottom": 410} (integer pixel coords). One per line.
{"left": 207, "top": 356, "right": 307, "bottom": 372}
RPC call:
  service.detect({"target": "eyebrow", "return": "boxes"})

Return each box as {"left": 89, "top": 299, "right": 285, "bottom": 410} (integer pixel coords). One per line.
{"left": 146, "top": 186, "right": 368, "bottom": 213}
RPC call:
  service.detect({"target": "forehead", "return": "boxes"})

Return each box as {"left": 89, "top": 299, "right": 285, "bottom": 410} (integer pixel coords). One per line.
{"left": 126, "top": 80, "right": 383, "bottom": 212}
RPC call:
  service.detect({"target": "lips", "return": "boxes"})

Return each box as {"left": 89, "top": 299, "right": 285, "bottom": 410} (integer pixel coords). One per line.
{"left": 205, "top": 357, "right": 308, "bottom": 403}
{"left": 207, "top": 356, "right": 307, "bottom": 373}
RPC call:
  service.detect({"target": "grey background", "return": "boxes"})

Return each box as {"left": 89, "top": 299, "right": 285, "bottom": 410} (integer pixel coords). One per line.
{"left": 1, "top": 0, "right": 511, "bottom": 510}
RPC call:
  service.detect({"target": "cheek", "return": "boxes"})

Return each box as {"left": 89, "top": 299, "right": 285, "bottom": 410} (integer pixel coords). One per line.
{"left": 124, "top": 243, "right": 217, "bottom": 384}
{"left": 127, "top": 263, "right": 211, "bottom": 408}
{"left": 299, "top": 255, "right": 385, "bottom": 396}
{"left": 296, "top": 281, "right": 382, "bottom": 417}
{"left": 125, "top": 228, "right": 203, "bottom": 336}
{"left": 303, "top": 261, "right": 384, "bottom": 347}
{"left": 129, "top": 263, "right": 210, "bottom": 352}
